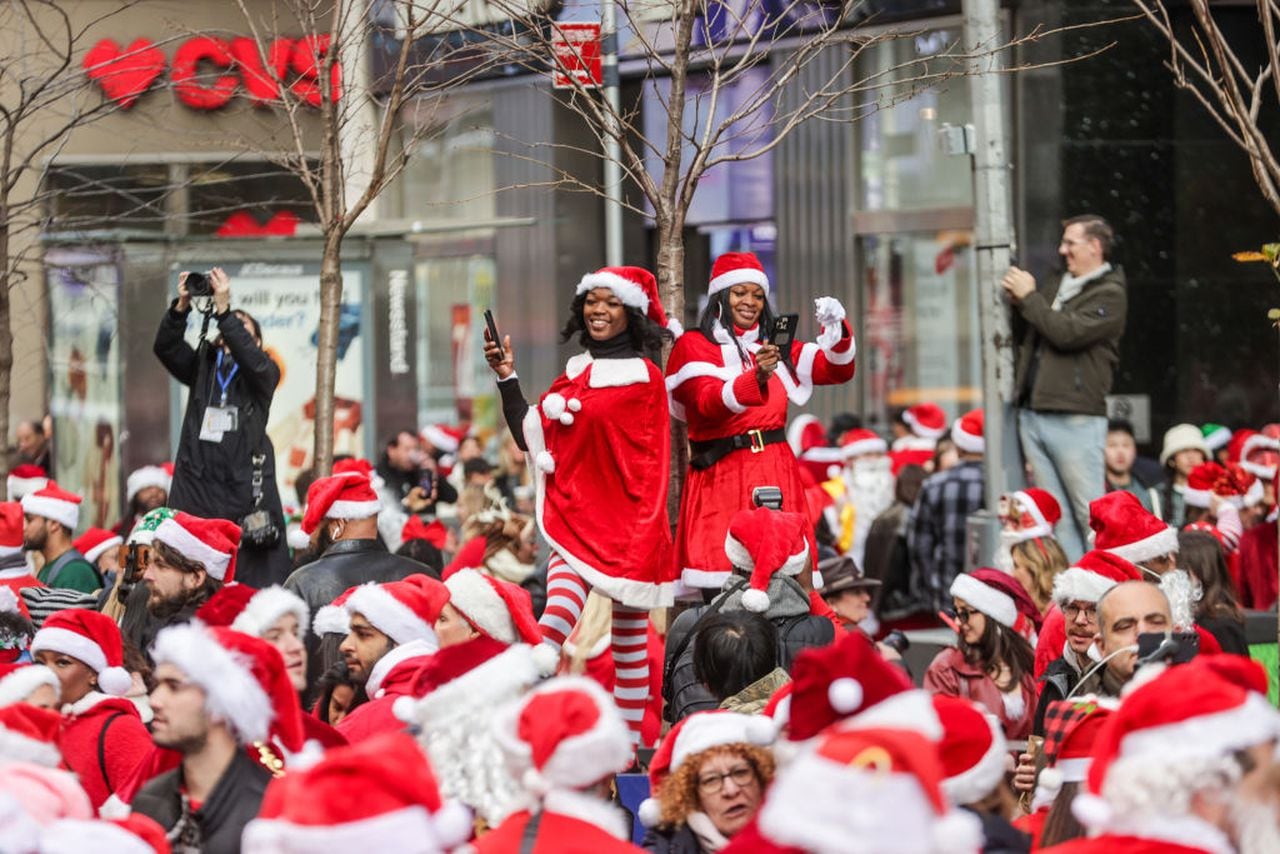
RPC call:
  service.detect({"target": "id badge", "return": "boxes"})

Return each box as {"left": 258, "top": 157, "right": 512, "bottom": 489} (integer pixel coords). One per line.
{"left": 199, "top": 405, "right": 239, "bottom": 442}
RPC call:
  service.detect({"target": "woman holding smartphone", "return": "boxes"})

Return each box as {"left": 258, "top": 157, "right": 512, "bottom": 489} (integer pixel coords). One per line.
{"left": 665, "top": 252, "right": 856, "bottom": 594}
{"left": 484, "top": 266, "right": 676, "bottom": 745}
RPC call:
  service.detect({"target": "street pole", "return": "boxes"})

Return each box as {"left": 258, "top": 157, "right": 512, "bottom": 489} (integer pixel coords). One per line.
{"left": 600, "top": 0, "right": 624, "bottom": 266}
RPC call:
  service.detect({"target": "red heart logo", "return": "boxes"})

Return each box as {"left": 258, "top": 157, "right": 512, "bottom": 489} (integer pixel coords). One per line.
{"left": 83, "top": 38, "right": 166, "bottom": 109}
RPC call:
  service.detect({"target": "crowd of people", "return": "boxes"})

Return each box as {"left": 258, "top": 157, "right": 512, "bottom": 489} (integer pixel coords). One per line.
{"left": 0, "top": 222, "right": 1278, "bottom": 853}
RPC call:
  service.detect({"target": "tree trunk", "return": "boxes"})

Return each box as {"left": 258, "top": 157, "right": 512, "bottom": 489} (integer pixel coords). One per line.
{"left": 313, "top": 232, "right": 344, "bottom": 478}
{"left": 0, "top": 219, "right": 11, "bottom": 482}
{"left": 655, "top": 215, "right": 687, "bottom": 526}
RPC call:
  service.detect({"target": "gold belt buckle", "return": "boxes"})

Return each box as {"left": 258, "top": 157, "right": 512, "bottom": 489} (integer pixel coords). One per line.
{"left": 748, "top": 429, "right": 766, "bottom": 454}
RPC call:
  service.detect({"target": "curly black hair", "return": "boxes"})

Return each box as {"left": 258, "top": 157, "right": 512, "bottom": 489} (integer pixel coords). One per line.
{"left": 559, "top": 291, "right": 672, "bottom": 360}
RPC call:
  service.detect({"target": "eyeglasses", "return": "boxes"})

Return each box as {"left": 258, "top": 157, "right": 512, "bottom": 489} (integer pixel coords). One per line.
{"left": 953, "top": 607, "right": 977, "bottom": 624}
{"left": 696, "top": 765, "right": 757, "bottom": 795}
{"left": 1063, "top": 602, "right": 1098, "bottom": 622}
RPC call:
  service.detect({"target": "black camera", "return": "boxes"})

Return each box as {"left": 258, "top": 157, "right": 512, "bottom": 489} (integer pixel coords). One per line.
{"left": 185, "top": 271, "right": 213, "bottom": 297}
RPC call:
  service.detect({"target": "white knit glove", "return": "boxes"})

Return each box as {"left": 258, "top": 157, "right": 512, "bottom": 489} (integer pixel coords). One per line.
{"left": 814, "top": 296, "right": 846, "bottom": 350}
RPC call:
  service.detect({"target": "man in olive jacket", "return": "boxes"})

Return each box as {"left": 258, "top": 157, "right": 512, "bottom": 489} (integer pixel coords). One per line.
{"left": 1002, "top": 215, "right": 1127, "bottom": 562}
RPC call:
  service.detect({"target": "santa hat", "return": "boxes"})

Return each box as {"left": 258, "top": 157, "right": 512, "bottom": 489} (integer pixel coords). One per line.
{"left": 73, "top": 528, "right": 123, "bottom": 567}
{"left": 950, "top": 569, "right": 1041, "bottom": 644}
{"left": 6, "top": 464, "right": 48, "bottom": 501}
{"left": 1202, "top": 423, "right": 1232, "bottom": 453}
{"left": 444, "top": 569, "right": 556, "bottom": 674}
{"left": 0, "top": 703, "right": 63, "bottom": 767}
{"left": 331, "top": 457, "right": 386, "bottom": 491}
{"left": 302, "top": 474, "right": 382, "bottom": 535}
{"left": 127, "top": 507, "right": 176, "bottom": 547}
{"left": 1238, "top": 430, "right": 1279, "bottom": 480}
{"left": 0, "top": 501, "right": 24, "bottom": 558}
{"left": 0, "top": 663, "right": 60, "bottom": 708}
{"left": 838, "top": 428, "right": 888, "bottom": 460}
{"left": 242, "top": 732, "right": 471, "bottom": 854}
{"left": 312, "top": 586, "right": 358, "bottom": 637}
{"left": 151, "top": 622, "right": 305, "bottom": 752}
{"left": 20, "top": 482, "right": 81, "bottom": 531}
{"left": 494, "top": 676, "right": 633, "bottom": 798}
{"left": 419, "top": 424, "right": 467, "bottom": 455}
{"left": 1031, "top": 697, "right": 1115, "bottom": 812}
{"left": 1224, "top": 463, "right": 1264, "bottom": 508}
{"left": 1073, "top": 656, "right": 1280, "bottom": 832}
{"left": 932, "top": 696, "right": 1008, "bottom": 806}
{"left": 756, "top": 727, "right": 983, "bottom": 854}
{"left": 0, "top": 762, "right": 93, "bottom": 826}
{"left": 41, "top": 814, "right": 171, "bottom": 854}
{"left": 905, "top": 403, "right": 948, "bottom": 440}
{"left": 723, "top": 508, "right": 810, "bottom": 613}
{"left": 707, "top": 252, "right": 769, "bottom": 298}
{"left": 785, "top": 630, "right": 917, "bottom": 742}
{"left": 576, "top": 265, "right": 680, "bottom": 335}
{"left": 787, "top": 414, "right": 828, "bottom": 456}
{"left": 152, "top": 512, "right": 241, "bottom": 583}
{"left": 125, "top": 465, "right": 172, "bottom": 505}
{"left": 1051, "top": 549, "right": 1142, "bottom": 607}
{"left": 1003, "top": 489, "right": 1061, "bottom": 542}
{"left": 1184, "top": 461, "right": 1228, "bottom": 509}
{"left": 1088, "top": 491, "right": 1178, "bottom": 565}
{"left": 402, "top": 516, "right": 448, "bottom": 549}
{"left": 196, "top": 583, "right": 310, "bottom": 638}
{"left": 639, "top": 710, "right": 776, "bottom": 826}
{"left": 30, "top": 609, "right": 132, "bottom": 696}
{"left": 950, "top": 409, "right": 984, "bottom": 454}
{"left": 345, "top": 575, "right": 448, "bottom": 646}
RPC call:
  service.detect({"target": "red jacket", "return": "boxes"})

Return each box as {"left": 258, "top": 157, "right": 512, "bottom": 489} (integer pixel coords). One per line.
{"left": 1238, "top": 519, "right": 1278, "bottom": 609}
{"left": 336, "top": 643, "right": 435, "bottom": 743}
{"left": 923, "top": 647, "right": 1038, "bottom": 743}
{"left": 58, "top": 693, "right": 152, "bottom": 810}
{"left": 470, "top": 793, "right": 644, "bottom": 854}
{"left": 1044, "top": 834, "right": 1221, "bottom": 854}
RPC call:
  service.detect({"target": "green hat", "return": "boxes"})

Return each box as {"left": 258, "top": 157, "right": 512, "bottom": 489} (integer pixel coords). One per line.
{"left": 128, "top": 506, "right": 176, "bottom": 546}
{"left": 1202, "top": 423, "right": 1232, "bottom": 453}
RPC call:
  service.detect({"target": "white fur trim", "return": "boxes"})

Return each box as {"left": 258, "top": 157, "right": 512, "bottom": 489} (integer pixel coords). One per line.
{"left": 347, "top": 582, "right": 437, "bottom": 646}
{"left": 1101, "top": 813, "right": 1234, "bottom": 854}
{"left": 1054, "top": 756, "right": 1091, "bottom": 783}
{"left": 81, "top": 535, "right": 122, "bottom": 566}
{"left": 680, "top": 567, "right": 731, "bottom": 590}
{"left": 707, "top": 267, "right": 769, "bottom": 297}
{"left": 576, "top": 271, "right": 651, "bottom": 313}
{"left": 542, "top": 788, "right": 631, "bottom": 840}
{"left": 366, "top": 638, "right": 437, "bottom": 698}
{"left": 950, "top": 574, "right": 1016, "bottom": 628}
{"left": 664, "top": 359, "right": 736, "bottom": 395}
{"left": 445, "top": 569, "right": 515, "bottom": 644}
{"left": 0, "top": 726, "right": 61, "bottom": 767}
{"left": 1104, "top": 524, "right": 1179, "bottom": 564}
{"left": 1182, "top": 486, "right": 1212, "bottom": 509}
{"left": 126, "top": 466, "right": 171, "bottom": 504}
{"left": 1052, "top": 567, "right": 1118, "bottom": 606}
{"left": 233, "top": 586, "right": 310, "bottom": 637}
{"left": 787, "top": 415, "right": 822, "bottom": 455}
{"left": 843, "top": 690, "right": 945, "bottom": 741}
{"left": 420, "top": 425, "right": 461, "bottom": 454}
{"left": 587, "top": 357, "right": 651, "bottom": 389}
{"left": 243, "top": 804, "right": 470, "bottom": 854}
{"left": 723, "top": 533, "right": 752, "bottom": 569}
{"left": 152, "top": 621, "right": 273, "bottom": 744}
{"left": 1011, "top": 491, "right": 1051, "bottom": 532}
{"left": 904, "top": 412, "right": 947, "bottom": 440}
{"left": 1241, "top": 459, "right": 1276, "bottom": 480}
{"left": 64, "top": 690, "right": 112, "bottom": 716}
{"left": 819, "top": 321, "right": 856, "bottom": 366}
{"left": 312, "top": 604, "right": 350, "bottom": 637}
{"left": 840, "top": 437, "right": 888, "bottom": 459}
{"left": 951, "top": 420, "right": 984, "bottom": 455}
{"left": 31, "top": 627, "right": 111, "bottom": 674}
{"left": 1116, "top": 691, "right": 1280, "bottom": 766}
{"left": 40, "top": 819, "right": 154, "bottom": 854}
{"left": 20, "top": 494, "right": 78, "bottom": 530}
{"left": 720, "top": 376, "right": 748, "bottom": 414}
{"left": 7, "top": 475, "right": 48, "bottom": 501}
{"left": 670, "top": 712, "right": 761, "bottom": 773}
{"left": 325, "top": 498, "right": 382, "bottom": 521}
{"left": 0, "top": 665, "right": 60, "bottom": 708}
{"left": 940, "top": 714, "right": 1007, "bottom": 805}
{"left": 154, "top": 517, "right": 231, "bottom": 580}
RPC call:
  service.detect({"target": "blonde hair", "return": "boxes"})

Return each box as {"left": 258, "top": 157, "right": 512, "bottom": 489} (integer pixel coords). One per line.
{"left": 1012, "top": 537, "right": 1069, "bottom": 612}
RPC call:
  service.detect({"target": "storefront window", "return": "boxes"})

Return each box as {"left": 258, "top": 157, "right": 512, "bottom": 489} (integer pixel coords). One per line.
{"left": 415, "top": 255, "right": 497, "bottom": 428}
{"left": 397, "top": 95, "right": 496, "bottom": 222}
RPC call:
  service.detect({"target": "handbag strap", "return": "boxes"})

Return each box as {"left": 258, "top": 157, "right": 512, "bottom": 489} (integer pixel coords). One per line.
{"left": 519, "top": 811, "right": 544, "bottom": 854}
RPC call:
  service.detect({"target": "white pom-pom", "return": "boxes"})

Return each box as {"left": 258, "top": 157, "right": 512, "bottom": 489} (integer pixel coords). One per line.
{"left": 559, "top": 413, "right": 575, "bottom": 426}
{"left": 1037, "top": 767, "right": 1064, "bottom": 800}
{"left": 827, "top": 677, "right": 863, "bottom": 714}
{"left": 1071, "top": 792, "right": 1112, "bottom": 829}
{"left": 541, "top": 393, "right": 567, "bottom": 420}
{"left": 741, "top": 587, "right": 771, "bottom": 613}
{"left": 826, "top": 464, "right": 842, "bottom": 479}
{"left": 433, "top": 800, "right": 474, "bottom": 848}
{"left": 667, "top": 318, "right": 684, "bottom": 338}
{"left": 932, "top": 810, "right": 984, "bottom": 854}
{"left": 531, "top": 643, "right": 559, "bottom": 677}
{"left": 285, "top": 739, "right": 326, "bottom": 772}
{"left": 567, "top": 398, "right": 582, "bottom": 412}
{"left": 393, "top": 695, "right": 419, "bottom": 723}
{"left": 287, "top": 527, "right": 312, "bottom": 551}
{"left": 97, "top": 666, "right": 132, "bottom": 697}
{"left": 744, "top": 714, "right": 778, "bottom": 746}
{"left": 0, "top": 587, "right": 18, "bottom": 614}
{"left": 522, "top": 767, "right": 550, "bottom": 796}
{"left": 536, "top": 451, "right": 556, "bottom": 473}
{"left": 638, "top": 797, "right": 662, "bottom": 828}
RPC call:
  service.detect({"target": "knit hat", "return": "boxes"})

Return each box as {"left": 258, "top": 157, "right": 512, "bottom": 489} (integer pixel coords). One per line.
{"left": 755, "top": 727, "right": 983, "bottom": 854}
{"left": 196, "top": 583, "right": 310, "bottom": 638}
{"left": 20, "top": 482, "right": 81, "bottom": 531}
{"left": 1002, "top": 488, "right": 1061, "bottom": 542}
{"left": 444, "top": 569, "right": 556, "bottom": 674}
{"left": 932, "top": 695, "right": 1007, "bottom": 806}
{"left": 125, "top": 464, "right": 172, "bottom": 505}
{"left": 1031, "top": 697, "right": 1116, "bottom": 812}
{"left": 152, "top": 511, "right": 242, "bottom": 582}
{"left": 0, "top": 703, "right": 62, "bottom": 767}
{"left": 493, "top": 676, "right": 633, "bottom": 797}
{"left": 0, "top": 663, "right": 60, "bottom": 708}
{"left": 301, "top": 474, "right": 382, "bottom": 535}
{"left": 345, "top": 575, "right": 449, "bottom": 646}
{"left": 72, "top": 528, "right": 122, "bottom": 567}
{"left": 950, "top": 409, "right": 984, "bottom": 454}
{"left": 242, "top": 732, "right": 471, "bottom": 853}
{"left": 1088, "top": 491, "right": 1178, "bottom": 565}
{"left": 6, "top": 464, "right": 48, "bottom": 501}
{"left": 0, "top": 502, "right": 24, "bottom": 558}
{"left": 1158, "top": 423, "right": 1209, "bottom": 466}
{"left": 31, "top": 609, "right": 132, "bottom": 696}
{"left": 127, "top": 507, "right": 176, "bottom": 547}
{"left": 402, "top": 516, "right": 448, "bottom": 549}
{"left": 1202, "top": 423, "right": 1232, "bottom": 453}
{"left": 838, "top": 428, "right": 888, "bottom": 460}
{"left": 576, "top": 265, "right": 678, "bottom": 334}
{"left": 312, "top": 586, "right": 358, "bottom": 637}
{"left": 1051, "top": 549, "right": 1143, "bottom": 606}
{"left": 949, "top": 569, "right": 1042, "bottom": 643}
{"left": 151, "top": 622, "right": 305, "bottom": 751}
{"left": 419, "top": 424, "right": 467, "bottom": 455}
{"left": 723, "top": 507, "right": 810, "bottom": 613}
{"left": 41, "top": 814, "right": 172, "bottom": 854}
{"left": 707, "top": 252, "right": 769, "bottom": 298}
{"left": 1184, "top": 461, "right": 1229, "bottom": 509}
{"left": 785, "top": 630, "right": 917, "bottom": 742}
{"left": 905, "top": 402, "right": 948, "bottom": 440}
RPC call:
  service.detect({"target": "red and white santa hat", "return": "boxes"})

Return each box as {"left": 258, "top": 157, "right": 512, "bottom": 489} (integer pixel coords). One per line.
{"left": 1003, "top": 488, "right": 1061, "bottom": 542}
{"left": 72, "top": 528, "right": 122, "bottom": 567}
{"left": 125, "top": 464, "right": 172, "bottom": 505}
{"left": 331, "top": 457, "right": 385, "bottom": 491}
{"left": 41, "top": 814, "right": 171, "bottom": 854}
{"left": 1238, "top": 429, "right": 1280, "bottom": 480}
{"left": 789, "top": 416, "right": 844, "bottom": 482}
{"left": 838, "top": 428, "right": 888, "bottom": 460}
{"left": 932, "top": 696, "right": 1007, "bottom": 806}
{"left": 302, "top": 474, "right": 382, "bottom": 535}
{"left": 0, "top": 703, "right": 62, "bottom": 767}
{"left": 346, "top": 574, "right": 449, "bottom": 646}
{"left": 1183, "top": 461, "right": 1228, "bottom": 509}
{"left": 1088, "top": 491, "right": 1178, "bottom": 565}
{"left": 242, "top": 732, "right": 471, "bottom": 854}
{"left": 312, "top": 586, "right": 359, "bottom": 637}
{"left": 419, "top": 424, "right": 467, "bottom": 455}
{"left": 0, "top": 663, "right": 60, "bottom": 708}
{"left": 1051, "top": 549, "right": 1143, "bottom": 607}
{"left": 153, "top": 512, "right": 242, "bottom": 583}
{"left": 6, "top": 464, "right": 48, "bottom": 502}
{"left": 444, "top": 569, "right": 557, "bottom": 674}
{"left": 950, "top": 569, "right": 1042, "bottom": 645}
{"left": 1031, "top": 697, "right": 1116, "bottom": 813}
{"left": 31, "top": 609, "right": 132, "bottom": 696}
{"left": 20, "top": 482, "right": 81, "bottom": 531}
{"left": 196, "top": 583, "right": 310, "bottom": 638}
{"left": 905, "top": 402, "right": 948, "bottom": 440}
{"left": 0, "top": 502, "right": 23, "bottom": 559}
{"left": 152, "top": 622, "right": 306, "bottom": 752}
{"left": 576, "top": 265, "right": 680, "bottom": 335}
{"left": 787, "top": 414, "right": 828, "bottom": 457}
{"left": 950, "top": 409, "right": 985, "bottom": 454}
{"left": 756, "top": 726, "right": 983, "bottom": 854}
{"left": 723, "top": 507, "right": 811, "bottom": 613}
{"left": 707, "top": 251, "right": 769, "bottom": 298}
{"left": 494, "top": 676, "right": 634, "bottom": 799}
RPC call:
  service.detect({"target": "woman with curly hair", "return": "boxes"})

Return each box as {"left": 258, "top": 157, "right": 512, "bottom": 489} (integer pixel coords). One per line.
{"left": 640, "top": 712, "right": 775, "bottom": 852}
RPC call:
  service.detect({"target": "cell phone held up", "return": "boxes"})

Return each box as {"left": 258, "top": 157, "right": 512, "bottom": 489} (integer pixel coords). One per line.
{"left": 769, "top": 313, "right": 799, "bottom": 352}
{"left": 484, "top": 309, "right": 503, "bottom": 356}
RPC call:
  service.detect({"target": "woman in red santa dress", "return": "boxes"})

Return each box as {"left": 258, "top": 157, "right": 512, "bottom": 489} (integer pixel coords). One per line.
{"left": 484, "top": 265, "right": 675, "bottom": 745}
{"left": 665, "top": 252, "right": 856, "bottom": 594}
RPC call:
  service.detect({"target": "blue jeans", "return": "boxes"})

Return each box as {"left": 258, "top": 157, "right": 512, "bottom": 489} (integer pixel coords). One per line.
{"left": 1017, "top": 409, "right": 1107, "bottom": 562}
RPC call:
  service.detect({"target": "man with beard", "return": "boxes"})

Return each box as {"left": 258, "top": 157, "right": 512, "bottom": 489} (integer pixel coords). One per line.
{"left": 21, "top": 482, "right": 99, "bottom": 593}
{"left": 140, "top": 512, "right": 239, "bottom": 632}
{"left": 1043, "top": 655, "right": 1280, "bottom": 854}
{"left": 822, "top": 428, "right": 894, "bottom": 572}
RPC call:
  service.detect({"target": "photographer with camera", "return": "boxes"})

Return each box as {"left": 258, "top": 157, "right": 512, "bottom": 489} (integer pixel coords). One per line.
{"left": 153, "top": 267, "right": 291, "bottom": 588}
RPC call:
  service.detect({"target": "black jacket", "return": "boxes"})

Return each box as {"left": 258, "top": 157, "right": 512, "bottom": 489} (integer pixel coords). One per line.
{"left": 642, "top": 824, "right": 704, "bottom": 853}
{"left": 132, "top": 749, "right": 270, "bottom": 854}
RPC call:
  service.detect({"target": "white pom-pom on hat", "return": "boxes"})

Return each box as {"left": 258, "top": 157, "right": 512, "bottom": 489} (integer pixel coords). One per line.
{"left": 741, "top": 588, "right": 771, "bottom": 613}
{"left": 932, "top": 810, "right": 984, "bottom": 854}
{"left": 522, "top": 767, "right": 550, "bottom": 796}
{"left": 531, "top": 643, "right": 559, "bottom": 677}
{"left": 638, "top": 797, "right": 663, "bottom": 828}
{"left": 828, "top": 677, "right": 863, "bottom": 714}
{"left": 393, "top": 695, "right": 418, "bottom": 723}
{"left": 1071, "top": 792, "right": 1113, "bottom": 829}
{"left": 287, "top": 527, "right": 312, "bottom": 551}
{"left": 96, "top": 666, "right": 133, "bottom": 697}
{"left": 744, "top": 714, "right": 778, "bottom": 746}
{"left": 1036, "top": 767, "right": 1064, "bottom": 801}
{"left": 433, "top": 800, "right": 475, "bottom": 849}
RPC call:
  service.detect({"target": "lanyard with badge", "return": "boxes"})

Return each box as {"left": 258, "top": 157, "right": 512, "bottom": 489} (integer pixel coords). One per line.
{"left": 200, "top": 349, "right": 240, "bottom": 442}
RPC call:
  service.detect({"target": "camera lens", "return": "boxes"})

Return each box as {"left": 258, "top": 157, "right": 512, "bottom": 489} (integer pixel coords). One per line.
{"left": 186, "top": 272, "right": 211, "bottom": 297}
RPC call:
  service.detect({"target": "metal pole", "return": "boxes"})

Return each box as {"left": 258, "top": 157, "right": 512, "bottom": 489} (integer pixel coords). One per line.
{"left": 601, "top": 0, "right": 624, "bottom": 266}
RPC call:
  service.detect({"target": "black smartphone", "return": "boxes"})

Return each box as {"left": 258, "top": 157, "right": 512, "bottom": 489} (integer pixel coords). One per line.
{"left": 419, "top": 470, "right": 435, "bottom": 495}
{"left": 484, "top": 309, "right": 502, "bottom": 355}
{"left": 752, "top": 485, "right": 783, "bottom": 510}
{"left": 1136, "top": 631, "right": 1199, "bottom": 666}
{"left": 770, "top": 313, "right": 799, "bottom": 350}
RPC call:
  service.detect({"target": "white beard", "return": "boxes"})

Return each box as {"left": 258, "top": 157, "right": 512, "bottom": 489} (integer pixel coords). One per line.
{"left": 1231, "top": 795, "right": 1280, "bottom": 854}
{"left": 845, "top": 457, "right": 895, "bottom": 566}
{"left": 1158, "top": 569, "right": 1203, "bottom": 631}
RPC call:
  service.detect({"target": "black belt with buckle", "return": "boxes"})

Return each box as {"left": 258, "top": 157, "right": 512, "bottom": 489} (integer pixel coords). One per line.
{"left": 688, "top": 428, "right": 787, "bottom": 471}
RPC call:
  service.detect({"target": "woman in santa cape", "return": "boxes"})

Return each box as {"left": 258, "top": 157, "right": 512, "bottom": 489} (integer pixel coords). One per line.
{"left": 665, "top": 252, "right": 856, "bottom": 592}
{"left": 484, "top": 265, "right": 675, "bottom": 746}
